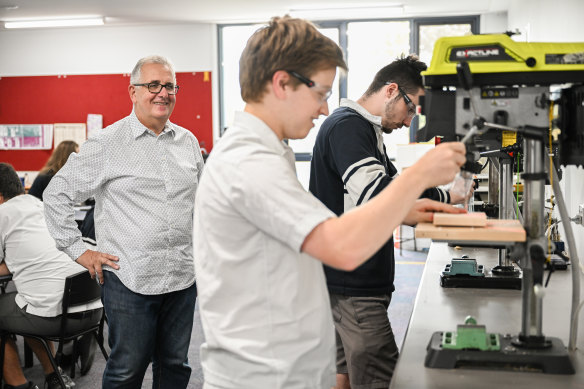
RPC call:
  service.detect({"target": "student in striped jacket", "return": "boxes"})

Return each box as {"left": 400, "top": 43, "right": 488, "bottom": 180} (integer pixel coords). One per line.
{"left": 309, "top": 55, "right": 470, "bottom": 389}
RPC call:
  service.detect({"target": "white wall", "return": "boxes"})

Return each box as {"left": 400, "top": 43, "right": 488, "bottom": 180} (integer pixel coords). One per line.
{"left": 508, "top": 0, "right": 584, "bottom": 42}
{"left": 508, "top": 0, "right": 584, "bottom": 261}
{"left": 0, "top": 23, "right": 215, "bottom": 75}
{"left": 0, "top": 22, "right": 220, "bottom": 139}
{"left": 480, "top": 11, "right": 508, "bottom": 34}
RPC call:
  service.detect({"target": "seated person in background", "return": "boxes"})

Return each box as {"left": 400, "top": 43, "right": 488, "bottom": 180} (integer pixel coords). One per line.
{"left": 26, "top": 139, "right": 97, "bottom": 368}
{"left": 78, "top": 202, "right": 96, "bottom": 246}
{"left": 28, "top": 140, "right": 96, "bottom": 247}
{"left": 28, "top": 140, "right": 79, "bottom": 201}
{"left": 0, "top": 163, "right": 102, "bottom": 389}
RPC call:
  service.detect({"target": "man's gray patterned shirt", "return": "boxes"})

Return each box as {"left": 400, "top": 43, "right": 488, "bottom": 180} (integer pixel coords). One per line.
{"left": 44, "top": 111, "right": 204, "bottom": 294}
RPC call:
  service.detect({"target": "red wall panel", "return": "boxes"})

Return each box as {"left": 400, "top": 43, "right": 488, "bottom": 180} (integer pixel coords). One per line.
{"left": 0, "top": 72, "right": 213, "bottom": 171}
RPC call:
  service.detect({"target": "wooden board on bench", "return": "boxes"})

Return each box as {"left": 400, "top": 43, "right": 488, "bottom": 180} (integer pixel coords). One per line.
{"left": 416, "top": 219, "right": 525, "bottom": 243}
{"left": 433, "top": 212, "right": 487, "bottom": 227}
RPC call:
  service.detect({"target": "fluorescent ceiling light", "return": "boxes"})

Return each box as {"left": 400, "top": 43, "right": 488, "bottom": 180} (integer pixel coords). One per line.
{"left": 4, "top": 17, "right": 104, "bottom": 29}
{"left": 289, "top": 4, "right": 404, "bottom": 20}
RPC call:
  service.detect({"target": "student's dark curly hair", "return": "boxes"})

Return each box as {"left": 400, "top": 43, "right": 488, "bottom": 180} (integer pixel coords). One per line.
{"left": 0, "top": 163, "right": 24, "bottom": 201}
{"left": 363, "top": 54, "right": 427, "bottom": 96}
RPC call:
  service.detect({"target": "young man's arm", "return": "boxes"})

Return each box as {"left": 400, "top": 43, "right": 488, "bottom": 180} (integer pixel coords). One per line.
{"left": 302, "top": 142, "right": 466, "bottom": 271}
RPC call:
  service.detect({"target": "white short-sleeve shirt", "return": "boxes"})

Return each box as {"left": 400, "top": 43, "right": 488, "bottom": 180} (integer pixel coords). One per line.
{"left": 0, "top": 195, "right": 101, "bottom": 317}
{"left": 194, "top": 111, "right": 336, "bottom": 389}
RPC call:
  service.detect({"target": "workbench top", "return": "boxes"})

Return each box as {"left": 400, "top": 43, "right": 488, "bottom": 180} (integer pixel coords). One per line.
{"left": 390, "top": 242, "right": 584, "bottom": 389}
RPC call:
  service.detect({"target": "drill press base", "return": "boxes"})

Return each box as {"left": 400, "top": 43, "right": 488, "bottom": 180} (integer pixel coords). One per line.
{"left": 425, "top": 332, "right": 575, "bottom": 374}
{"left": 440, "top": 273, "right": 522, "bottom": 289}
{"left": 440, "top": 259, "right": 522, "bottom": 289}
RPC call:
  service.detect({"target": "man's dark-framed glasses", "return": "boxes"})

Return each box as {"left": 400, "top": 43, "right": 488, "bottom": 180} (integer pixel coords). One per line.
{"left": 397, "top": 86, "right": 416, "bottom": 118}
{"left": 133, "top": 82, "right": 179, "bottom": 95}
{"left": 285, "top": 70, "right": 333, "bottom": 102}
{"left": 385, "top": 82, "right": 417, "bottom": 118}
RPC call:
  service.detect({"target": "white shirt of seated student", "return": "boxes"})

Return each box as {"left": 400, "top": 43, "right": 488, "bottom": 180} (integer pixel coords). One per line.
{"left": 0, "top": 194, "right": 101, "bottom": 317}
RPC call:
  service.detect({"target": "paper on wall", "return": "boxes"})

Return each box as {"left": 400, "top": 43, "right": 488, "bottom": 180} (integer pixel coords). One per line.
{"left": 54, "top": 123, "right": 86, "bottom": 148}
{"left": 87, "top": 114, "right": 103, "bottom": 139}
{"left": 0, "top": 124, "right": 53, "bottom": 150}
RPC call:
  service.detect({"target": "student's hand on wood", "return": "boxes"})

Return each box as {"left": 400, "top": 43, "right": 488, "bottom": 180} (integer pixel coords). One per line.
{"left": 403, "top": 198, "right": 466, "bottom": 226}
{"left": 76, "top": 249, "right": 119, "bottom": 285}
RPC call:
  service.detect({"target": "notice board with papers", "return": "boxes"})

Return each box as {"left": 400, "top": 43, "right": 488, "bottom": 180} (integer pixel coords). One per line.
{"left": 0, "top": 72, "right": 212, "bottom": 170}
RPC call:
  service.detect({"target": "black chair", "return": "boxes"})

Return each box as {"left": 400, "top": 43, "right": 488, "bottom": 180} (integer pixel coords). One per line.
{"left": 0, "top": 274, "right": 12, "bottom": 295}
{"left": 0, "top": 270, "right": 109, "bottom": 388}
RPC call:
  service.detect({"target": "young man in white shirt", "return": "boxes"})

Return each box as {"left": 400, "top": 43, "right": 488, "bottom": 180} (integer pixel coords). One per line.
{"left": 193, "top": 16, "right": 467, "bottom": 389}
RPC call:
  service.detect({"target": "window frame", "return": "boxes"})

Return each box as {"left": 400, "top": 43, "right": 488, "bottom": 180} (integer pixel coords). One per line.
{"left": 217, "top": 15, "right": 480, "bottom": 140}
{"left": 412, "top": 16, "right": 480, "bottom": 57}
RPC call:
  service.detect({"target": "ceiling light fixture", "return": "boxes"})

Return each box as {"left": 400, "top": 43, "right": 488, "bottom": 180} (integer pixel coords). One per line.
{"left": 4, "top": 17, "right": 104, "bottom": 29}
{"left": 289, "top": 4, "right": 404, "bottom": 21}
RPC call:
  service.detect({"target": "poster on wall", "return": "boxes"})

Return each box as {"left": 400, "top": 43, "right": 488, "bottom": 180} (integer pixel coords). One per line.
{"left": 0, "top": 124, "right": 54, "bottom": 150}
{"left": 54, "top": 123, "right": 87, "bottom": 148}
{"left": 87, "top": 114, "right": 103, "bottom": 138}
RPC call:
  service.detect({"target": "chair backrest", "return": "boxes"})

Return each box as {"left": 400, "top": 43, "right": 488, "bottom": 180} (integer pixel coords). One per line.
{"left": 54, "top": 270, "right": 105, "bottom": 373}
{"left": 61, "top": 270, "right": 101, "bottom": 315}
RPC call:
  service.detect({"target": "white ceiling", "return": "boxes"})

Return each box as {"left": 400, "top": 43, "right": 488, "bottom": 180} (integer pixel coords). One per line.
{"left": 0, "top": 0, "right": 509, "bottom": 25}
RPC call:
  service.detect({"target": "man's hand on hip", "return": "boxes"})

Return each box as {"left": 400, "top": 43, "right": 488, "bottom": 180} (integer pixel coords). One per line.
{"left": 76, "top": 249, "right": 119, "bottom": 285}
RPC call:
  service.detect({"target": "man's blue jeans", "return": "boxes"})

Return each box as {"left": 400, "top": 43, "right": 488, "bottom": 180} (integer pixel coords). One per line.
{"left": 101, "top": 271, "right": 197, "bottom": 389}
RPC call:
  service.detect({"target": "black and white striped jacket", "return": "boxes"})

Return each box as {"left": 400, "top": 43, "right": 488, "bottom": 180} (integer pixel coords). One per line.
{"left": 309, "top": 100, "right": 449, "bottom": 296}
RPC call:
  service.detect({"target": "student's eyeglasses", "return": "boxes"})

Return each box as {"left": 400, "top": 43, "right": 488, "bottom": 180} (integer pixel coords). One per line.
{"left": 133, "top": 82, "right": 179, "bottom": 95}
{"left": 286, "top": 70, "right": 333, "bottom": 102}
{"left": 386, "top": 82, "right": 417, "bottom": 118}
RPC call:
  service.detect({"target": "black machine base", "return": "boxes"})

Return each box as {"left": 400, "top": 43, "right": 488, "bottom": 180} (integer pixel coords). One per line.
{"left": 425, "top": 332, "right": 575, "bottom": 374}
{"left": 440, "top": 270, "right": 522, "bottom": 290}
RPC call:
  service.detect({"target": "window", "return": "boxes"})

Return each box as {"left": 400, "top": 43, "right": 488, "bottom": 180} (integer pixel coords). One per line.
{"left": 219, "top": 24, "right": 341, "bottom": 145}
{"left": 347, "top": 21, "right": 410, "bottom": 100}
{"left": 287, "top": 27, "right": 340, "bottom": 154}
{"left": 346, "top": 20, "right": 412, "bottom": 157}
{"left": 218, "top": 24, "right": 264, "bottom": 136}
{"left": 218, "top": 16, "right": 479, "bottom": 155}
{"left": 415, "top": 17, "right": 478, "bottom": 67}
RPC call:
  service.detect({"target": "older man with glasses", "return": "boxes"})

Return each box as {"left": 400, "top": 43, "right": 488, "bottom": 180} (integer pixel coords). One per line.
{"left": 309, "top": 54, "right": 470, "bottom": 389}
{"left": 44, "top": 55, "right": 205, "bottom": 389}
